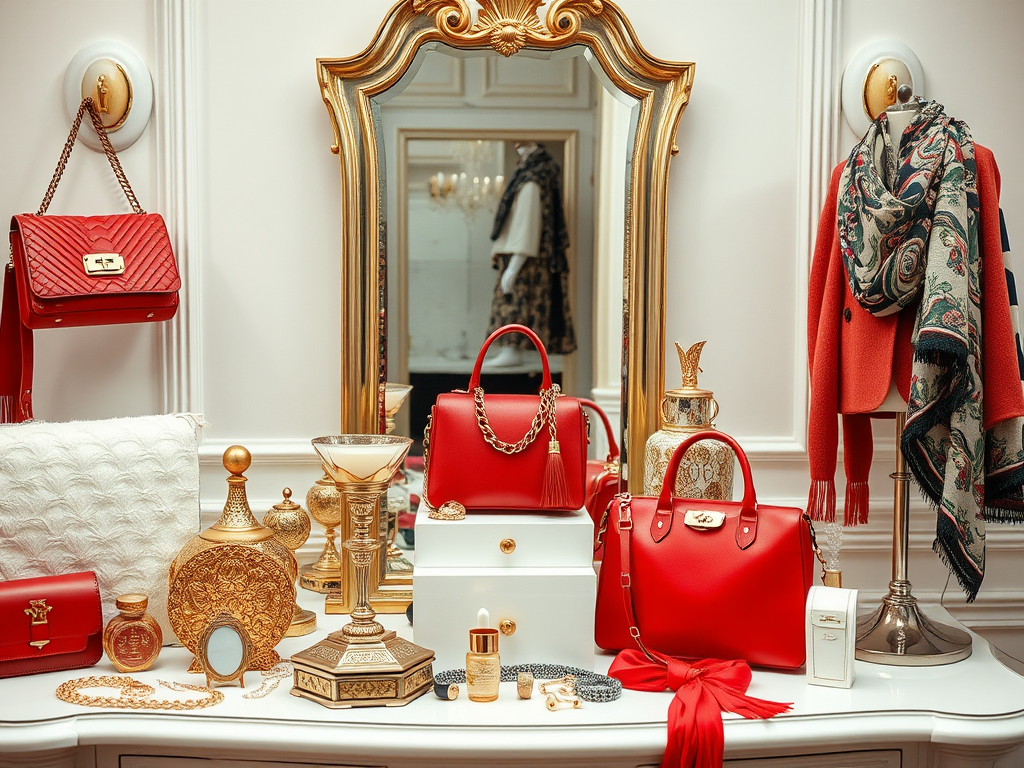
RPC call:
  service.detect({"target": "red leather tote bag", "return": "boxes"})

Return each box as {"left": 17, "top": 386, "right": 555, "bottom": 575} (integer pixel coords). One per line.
{"left": 595, "top": 431, "right": 819, "bottom": 669}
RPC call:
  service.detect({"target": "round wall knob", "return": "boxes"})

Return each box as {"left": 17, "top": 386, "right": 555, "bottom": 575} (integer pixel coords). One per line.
{"left": 499, "top": 538, "right": 516, "bottom": 554}
{"left": 499, "top": 619, "right": 516, "bottom": 636}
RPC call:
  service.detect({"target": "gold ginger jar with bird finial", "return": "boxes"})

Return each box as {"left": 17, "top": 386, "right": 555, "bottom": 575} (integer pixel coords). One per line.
{"left": 643, "top": 341, "right": 735, "bottom": 500}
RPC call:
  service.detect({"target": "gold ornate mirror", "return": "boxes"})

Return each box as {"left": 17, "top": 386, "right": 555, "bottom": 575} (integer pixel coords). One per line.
{"left": 318, "top": 0, "right": 693, "bottom": 490}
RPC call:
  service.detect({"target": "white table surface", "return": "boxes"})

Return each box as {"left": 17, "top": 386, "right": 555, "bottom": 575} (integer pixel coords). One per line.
{"left": 2, "top": 590, "right": 1024, "bottom": 763}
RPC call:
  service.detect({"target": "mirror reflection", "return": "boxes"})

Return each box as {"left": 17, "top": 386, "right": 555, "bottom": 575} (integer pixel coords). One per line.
{"left": 379, "top": 45, "right": 635, "bottom": 450}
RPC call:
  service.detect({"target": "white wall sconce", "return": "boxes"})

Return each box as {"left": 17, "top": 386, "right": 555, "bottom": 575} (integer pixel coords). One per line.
{"left": 841, "top": 40, "right": 925, "bottom": 137}
{"left": 63, "top": 40, "right": 153, "bottom": 151}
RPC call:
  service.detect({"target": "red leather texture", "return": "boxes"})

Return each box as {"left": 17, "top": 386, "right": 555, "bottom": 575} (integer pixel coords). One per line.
{"left": 580, "top": 399, "right": 620, "bottom": 559}
{"left": 10, "top": 213, "right": 179, "bottom": 328}
{"left": 595, "top": 431, "right": 815, "bottom": 670}
{"left": 425, "top": 324, "right": 588, "bottom": 512}
{"left": 0, "top": 571, "right": 103, "bottom": 678}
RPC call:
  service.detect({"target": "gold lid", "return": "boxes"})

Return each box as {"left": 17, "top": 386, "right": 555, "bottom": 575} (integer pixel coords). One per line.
{"left": 115, "top": 594, "right": 148, "bottom": 614}
{"left": 202, "top": 445, "right": 275, "bottom": 543}
{"left": 272, "top": 487, "right": 301, "bottom": 512}
{"left": 469, "top": 628, "right": 498, "bottom": 653}
{"left": 665, "top": 341, "right": 714, "bottom": 399}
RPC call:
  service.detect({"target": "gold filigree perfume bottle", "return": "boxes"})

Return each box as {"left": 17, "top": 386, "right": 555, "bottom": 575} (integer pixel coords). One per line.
{"left": 103, "top": 594, "right": 162, "bottom": 673}
{"left": 643, "top": 341, "right": 734, "bottom": 500}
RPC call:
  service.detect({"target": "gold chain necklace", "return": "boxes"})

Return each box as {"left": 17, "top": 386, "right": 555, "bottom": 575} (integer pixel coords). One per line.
{"left": 56, "top": 675, "right": 224, "bottom": 710}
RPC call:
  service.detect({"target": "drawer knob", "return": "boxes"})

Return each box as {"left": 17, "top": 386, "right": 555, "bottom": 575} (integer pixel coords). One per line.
{"left": 499, "top": 619, "right": 516, "bottom": 636}
{"left": 499, "top": 538, "right": 516, "bottom": 554}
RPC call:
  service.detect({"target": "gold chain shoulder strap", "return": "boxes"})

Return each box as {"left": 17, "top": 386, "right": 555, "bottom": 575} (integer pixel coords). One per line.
{"left": 474, "top": 383, "right": 560, "bottom": 455}
{"left": 38, "top": 97, "right": 145, "bottom": 216}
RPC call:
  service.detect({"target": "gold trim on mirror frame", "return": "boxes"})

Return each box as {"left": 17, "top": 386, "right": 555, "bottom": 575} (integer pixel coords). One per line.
{"left": 318, "top": 0, "right": 694, "bottom": 491}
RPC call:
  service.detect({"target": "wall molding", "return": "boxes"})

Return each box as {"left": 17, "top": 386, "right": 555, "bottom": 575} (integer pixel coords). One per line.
{"left": 155, "top": 0, "right": 202, "bottom": 415}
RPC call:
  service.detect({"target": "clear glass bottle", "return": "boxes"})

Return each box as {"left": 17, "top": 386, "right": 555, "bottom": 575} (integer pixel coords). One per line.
{"left": 466, "top": 628, "right": 500, "bottom": 702}
{"left": 103, "top": 594, "right": 162, "bottom": 673}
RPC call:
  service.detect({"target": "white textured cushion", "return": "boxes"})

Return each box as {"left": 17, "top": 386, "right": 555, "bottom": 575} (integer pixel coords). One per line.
{"left": 0, "top": 414, "right": 202, "bottom": 643}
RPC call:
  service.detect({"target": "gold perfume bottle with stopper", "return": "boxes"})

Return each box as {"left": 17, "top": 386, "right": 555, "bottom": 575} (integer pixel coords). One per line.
{"left": 103, "top": 594, "right": 162, "bottom": 673}
{"left": 262, "top": 488, "right": 317, "bottom": 637}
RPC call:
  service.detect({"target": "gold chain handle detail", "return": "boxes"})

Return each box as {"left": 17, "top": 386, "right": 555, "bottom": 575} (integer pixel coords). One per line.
{"left": 38, "top": 98, "right": 145, "bottom": 216}
{"left": 55, "top": 675, "right": 224, "bottom": 710}
{"left": 473, "top": 384, "right": 560, "bottom": 455}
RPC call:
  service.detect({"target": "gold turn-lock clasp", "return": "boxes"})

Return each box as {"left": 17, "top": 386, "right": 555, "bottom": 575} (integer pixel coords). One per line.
{"left": 24, "top": 598, "right": 53, "bottom": 649}
{"left": 683, "top": 509, "right": 726, "bottom": 530}
{"left": 83, "top": 253, "right": 125, "bottom": 276}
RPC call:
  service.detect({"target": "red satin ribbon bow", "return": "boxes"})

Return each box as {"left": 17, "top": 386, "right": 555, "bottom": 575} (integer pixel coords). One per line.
{"left": 608, "top": 650, "right": 792, "bottom": 768}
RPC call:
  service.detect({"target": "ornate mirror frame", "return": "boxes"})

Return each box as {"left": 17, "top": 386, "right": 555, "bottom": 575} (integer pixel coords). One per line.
{"left": 318, "top": 0, "right": 694, "bottom": 491}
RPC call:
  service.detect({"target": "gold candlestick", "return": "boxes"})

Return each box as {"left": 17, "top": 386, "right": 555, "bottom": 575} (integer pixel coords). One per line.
{"left": 375, "top": 382, "right": 414, "bottom": 612}
{"left": 292, "top": 435, "right": 434, "bottom": 708}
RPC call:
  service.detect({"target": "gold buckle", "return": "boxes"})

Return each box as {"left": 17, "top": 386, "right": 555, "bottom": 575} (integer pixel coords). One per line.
{"left": 83, "top": 253, "right": 125, "bottom": 276}
{"left": 684, "top": 510, "right": 726, "bottom": 530}
{"left": 24, "top": 599, "right": 53, "bottom": 649}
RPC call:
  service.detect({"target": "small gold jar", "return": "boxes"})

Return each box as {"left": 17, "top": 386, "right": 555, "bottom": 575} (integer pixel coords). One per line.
{"left": 103, "top": 594, "right": 162, "bottom": 673}
{"left": 643, "top": 341, "right": 734, "bottom": 499}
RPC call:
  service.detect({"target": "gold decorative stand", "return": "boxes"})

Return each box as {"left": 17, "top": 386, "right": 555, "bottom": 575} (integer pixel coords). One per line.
{"left": 292, "top": 436, "right": 434, "bottom": 708}
{"left": 374, "top": 383, "right": 414, "bottom": 610}
{"left": 300, "top": 470, "right": 346, "bottom": 594}
{"left": 855, "top": 413, "right": 972, "bottom": 665}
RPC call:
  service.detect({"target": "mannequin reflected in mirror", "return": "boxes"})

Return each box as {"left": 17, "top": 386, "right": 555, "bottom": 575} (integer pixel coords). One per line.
{"left": 485, "top": 141, "right": 577, "bottom": 368}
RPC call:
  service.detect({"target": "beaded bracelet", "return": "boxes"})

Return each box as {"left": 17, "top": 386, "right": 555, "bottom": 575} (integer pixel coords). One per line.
{"left": 433, "top": 663, "right": 621, "bottom": 702}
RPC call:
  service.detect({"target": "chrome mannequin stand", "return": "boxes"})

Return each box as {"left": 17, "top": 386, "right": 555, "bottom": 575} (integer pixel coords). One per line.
{"left": 855, "top": 413, "right": 972, "bottom": 665}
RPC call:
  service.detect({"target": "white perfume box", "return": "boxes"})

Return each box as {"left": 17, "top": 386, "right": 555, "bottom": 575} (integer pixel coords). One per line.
{"left": 413, "top": 507, "right": 596, "bottom": 672}
{"left": 806, "top": 585, "right": 858, "bottom": 688}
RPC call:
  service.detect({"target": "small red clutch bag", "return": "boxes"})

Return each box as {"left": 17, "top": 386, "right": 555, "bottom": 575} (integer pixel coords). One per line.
{"left": 424, "top": 324, "right": 588, "bottom": 512}
{"left": 0, "top": 571, "right": 103, "bottom": 678}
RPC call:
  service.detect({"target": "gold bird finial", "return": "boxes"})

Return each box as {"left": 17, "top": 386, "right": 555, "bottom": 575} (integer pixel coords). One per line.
{"left": 675, "top": 341, "right": 706, "bottom": 389}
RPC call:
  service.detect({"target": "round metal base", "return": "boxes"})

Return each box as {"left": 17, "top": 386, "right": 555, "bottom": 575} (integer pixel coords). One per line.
{"left": 299, "top": 564, "right": 343, "bottom": 594}
{"left": 856, "top": 581, "right": 972, "bottom": 666}
{"left": 284, "top": 608, "right": 317, "bottom": 637}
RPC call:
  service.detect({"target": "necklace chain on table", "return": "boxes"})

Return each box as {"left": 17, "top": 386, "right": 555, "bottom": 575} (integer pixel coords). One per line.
{"left": 55, "top": 675, "right": 224, "bottom": 710}
{"left": 242, "top": 661, "right": 292, "bottom": 699}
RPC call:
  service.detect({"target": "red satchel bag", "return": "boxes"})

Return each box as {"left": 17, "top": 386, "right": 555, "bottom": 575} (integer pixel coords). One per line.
{"left": 0, "top": 571, "right": 103, "bottom": 678}
{"left": 1, "top": 98, "right": 180, "bottom": 422}
{"left": 424, "top": 324, "right": 588, "bottom": 512}
{"left": 579, "top": 398, "right": 619, "bottom": 558}
{"left": 595, "top": 431, "right": 820, "bottom": 669}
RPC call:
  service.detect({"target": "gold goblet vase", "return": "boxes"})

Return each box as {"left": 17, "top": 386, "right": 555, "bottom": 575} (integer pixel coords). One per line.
{"left": 291, "top": 435, "right": 434, "bottom": 708}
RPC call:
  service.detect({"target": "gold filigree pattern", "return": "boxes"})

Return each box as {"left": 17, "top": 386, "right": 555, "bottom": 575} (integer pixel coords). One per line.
{"left": 406, "top": 664, "right": 433, "bottom": 691}
{"left": 167, "top": 545, "right": 295, "bottom": 672}
{"left": 338, "top": 678, "right": 398, "bottom": 700}
{"left": 296, "top": 670, "right": 333, "bottom": 698}
{"left": 306, "top": 645, "right": 342, "bottom": 663}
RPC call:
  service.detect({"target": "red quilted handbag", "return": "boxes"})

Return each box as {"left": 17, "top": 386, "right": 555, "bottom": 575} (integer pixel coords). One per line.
{"left": 424, "top": 324, "right": 588, "bottom": 512}
{"left": 579, "top": 398, "right": 619, "bottom": 558}
{"left": 595, "top": 431, "right": 820, "bottom": 669}
{"left": 1, "top": 98, "right": 179, "bottom": 422}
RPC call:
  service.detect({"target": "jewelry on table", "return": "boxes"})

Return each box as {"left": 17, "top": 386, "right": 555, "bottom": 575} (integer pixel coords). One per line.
{"left": 517, "top": 671, "right": 534, "bottom": 699}
{"left": 428, "top": 501, "right": 466, "bottom": 521}
{"left": 55, "top": 675, "right": 224, "bottom": 710}
{"left": 538, "top": 674, "right": 582, "bottom": 710}
{"left": 243, "top": 661, "right": 292, "bottom": 700}
{"left": 433, "top": 663, "right": 621, "bottom": 702}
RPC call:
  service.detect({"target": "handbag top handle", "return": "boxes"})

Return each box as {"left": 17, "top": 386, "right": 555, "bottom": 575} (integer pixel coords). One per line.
{"left": 468, "top": 324, "right": 552, "bottom": 391}
{"left": 36, "top": 98, "right": 144, "bottom": 217}
{"left": 655, "top": 430, "right": 759, "bottom": 549}
{"left": 579, "top": 398, "right": 619, "bottom": 462}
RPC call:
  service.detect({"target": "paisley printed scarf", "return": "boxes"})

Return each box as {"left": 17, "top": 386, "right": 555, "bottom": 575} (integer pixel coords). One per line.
{"left": 838, "top": 102, "right": 1024, "bottom": 600}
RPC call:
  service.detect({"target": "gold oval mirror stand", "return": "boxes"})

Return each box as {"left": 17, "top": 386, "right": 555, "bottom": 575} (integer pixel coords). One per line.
{"left": 318, "top": 0, "right": 693, "bottom": 491}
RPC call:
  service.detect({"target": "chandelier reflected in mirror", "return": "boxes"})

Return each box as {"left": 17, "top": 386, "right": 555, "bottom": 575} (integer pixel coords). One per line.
{"left": 428, "top": 139, "right": 505, "bottom": 218}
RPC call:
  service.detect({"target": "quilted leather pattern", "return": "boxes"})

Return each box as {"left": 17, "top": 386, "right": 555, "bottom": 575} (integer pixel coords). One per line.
{"left": 0, "top": 414, "right": 202, "bottom": 643}
{"left": 12, "top": 213, "right": 179, "bottom": 300}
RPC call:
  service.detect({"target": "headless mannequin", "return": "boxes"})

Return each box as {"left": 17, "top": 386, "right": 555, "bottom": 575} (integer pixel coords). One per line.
{"left": 486, "top": 141, "right": 543, "bottom": 368}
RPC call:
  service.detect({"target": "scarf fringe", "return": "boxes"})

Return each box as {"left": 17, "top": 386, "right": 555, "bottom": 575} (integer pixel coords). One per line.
{"left": 807, "top": 479, "right": 836, "bottom": 522}
{"left": 844, "top": 480, "right": 869, "bottom": 526}
{"left": 910, "top": 480, "right": 982, "bottom": 602}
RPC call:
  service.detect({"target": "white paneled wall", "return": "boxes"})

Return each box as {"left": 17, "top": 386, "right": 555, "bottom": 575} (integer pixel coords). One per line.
{"left": 2, "top": 0, "right": 1023, "bottom": 658}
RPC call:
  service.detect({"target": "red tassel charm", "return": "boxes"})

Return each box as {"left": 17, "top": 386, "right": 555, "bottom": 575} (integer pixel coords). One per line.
{"left": 542, "top": 439, "right": 571, "bottom": 509}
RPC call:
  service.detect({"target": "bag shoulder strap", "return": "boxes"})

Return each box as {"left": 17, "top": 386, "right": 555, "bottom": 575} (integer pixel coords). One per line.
{"left": 0, "top": 264, "right": 33, "bottom": 423}
{"left": 37, "top": 98, "right": 144, "bottom": 216}
{"left": 615, "top": 493, "right": 658, "bottom": 661}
